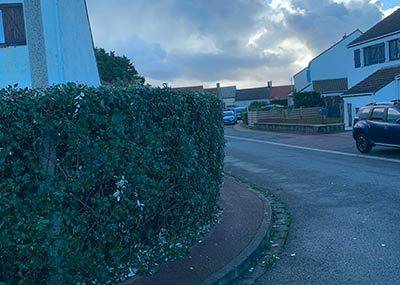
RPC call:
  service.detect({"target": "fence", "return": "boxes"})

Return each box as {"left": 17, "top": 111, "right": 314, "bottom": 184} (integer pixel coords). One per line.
{"left": 248, "top": 107, "right": 322, "bottom": 127}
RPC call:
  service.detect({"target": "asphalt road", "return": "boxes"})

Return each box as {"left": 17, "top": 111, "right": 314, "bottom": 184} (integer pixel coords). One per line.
{"left": 224, "top": 126, "right": 400, "bottom": 285}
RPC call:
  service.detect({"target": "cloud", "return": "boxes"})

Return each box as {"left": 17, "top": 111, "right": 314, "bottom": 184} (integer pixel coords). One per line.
{"left": 86, "top": 0, "right": 391, "bottom": 88}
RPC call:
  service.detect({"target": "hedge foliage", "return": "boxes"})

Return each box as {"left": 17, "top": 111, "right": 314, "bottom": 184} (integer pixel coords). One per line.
{"left": 292, "top": 91, "right": 323, "bottom": 108}
{"left": 0, "top": 84, "right": 225, "bottom": 283}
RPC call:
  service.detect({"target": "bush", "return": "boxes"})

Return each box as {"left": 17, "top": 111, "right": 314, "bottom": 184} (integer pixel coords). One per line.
{"left": 270, "top": 99, "right": 288, "bottom": 106}
{"left": 0, "top": 84, "right": 224, "bottom": 283}
{"left": 293, "top": 92, "right": 323, "bottom": 108}
{"left": 248, "top": 101, "right": 269, "bottom": 111}
{"left": 242, "top": 112, "right": 248, "bottom": 125}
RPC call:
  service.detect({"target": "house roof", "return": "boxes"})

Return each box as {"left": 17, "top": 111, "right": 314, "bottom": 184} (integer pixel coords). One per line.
{"left": 268, "top": 85, "right": 294, "bottom": 101}
{"left": 204, "top": 86, "right": 236, "bottom": 99}
{"left": 344, "top": 65, "right": 400, "bottom": 96}
{"left": 348, "top": 9, "right": 400, "bottom": 47}
{"left": 312, "top": 78, "right": 348, "bottom": 94}
{"left": 173, "top": 85, "right": 204, "bottom": 92}
{"left": 236, "top": 87, "right": 270, "bottom": 102}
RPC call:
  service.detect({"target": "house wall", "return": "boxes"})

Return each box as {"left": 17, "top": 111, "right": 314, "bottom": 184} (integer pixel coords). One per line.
{"left": 348, "top": 33, "right": 400, "bottom": 88}
{"left": 309, "top": 31, "right": 362, "bottom": 82}
{"left": 343, "top": 81, "right": 400, "bottom": 129}
{"left": 0, "top": 0, "right": 31, "bottom": 88}
{"left": 223, "top": 98, "right": 236, "bottom": 107}
{"left": 235, "top": 99, "right": 270, "bottom": 108}
{"left": 293, "top": 68, "right": 310, "bottom": 92}
{"left": 41, "top": 0, "right": 100, "bottom": 86}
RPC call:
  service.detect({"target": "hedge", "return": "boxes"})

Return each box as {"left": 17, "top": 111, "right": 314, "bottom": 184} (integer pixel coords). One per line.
{"left": 292, "top": 91, "right": 323, "bottom": 108}
{"left": 0, "top": 84, "right": 225, "bottom": 283}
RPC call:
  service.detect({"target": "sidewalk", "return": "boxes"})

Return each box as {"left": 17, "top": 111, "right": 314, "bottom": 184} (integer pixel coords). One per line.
{"left": 132, "top": 177, "right": 270, "bottom": 285}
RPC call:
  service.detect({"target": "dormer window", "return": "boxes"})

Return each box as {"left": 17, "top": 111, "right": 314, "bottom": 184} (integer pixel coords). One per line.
{"left": 389, "top": 39, "right": 400, "bottom": 61}
{"left": 363, "top": 43, "right": 385, "bottom": 66}
{"left": 0, "top": 3, "right": 26, "bottom": 48}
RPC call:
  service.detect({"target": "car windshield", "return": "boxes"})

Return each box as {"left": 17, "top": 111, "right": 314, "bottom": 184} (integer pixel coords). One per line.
{"left": 223, "top": 111, "right": 234, "bottom": 116}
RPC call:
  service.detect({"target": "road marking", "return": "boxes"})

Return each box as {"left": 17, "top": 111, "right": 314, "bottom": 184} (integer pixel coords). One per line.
{"left": 225, "top": 135, "right": 400, "bottom": 164}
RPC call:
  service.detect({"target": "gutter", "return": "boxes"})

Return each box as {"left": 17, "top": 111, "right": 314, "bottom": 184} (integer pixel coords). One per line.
{"left": 347, "top": 31, "right": 400, "bottom": 48}
{"left": 341, "top": 92, "right": 374, "bottom": 98}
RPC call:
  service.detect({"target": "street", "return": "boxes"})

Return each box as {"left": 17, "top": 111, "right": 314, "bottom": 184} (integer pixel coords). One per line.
{"left": 225, "top": 126, "right": 400, "bottom": 284}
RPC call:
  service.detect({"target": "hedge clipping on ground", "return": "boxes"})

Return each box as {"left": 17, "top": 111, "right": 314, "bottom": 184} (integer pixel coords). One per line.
{"left": 0, "top": 84, "right": 225, "bottom": 283}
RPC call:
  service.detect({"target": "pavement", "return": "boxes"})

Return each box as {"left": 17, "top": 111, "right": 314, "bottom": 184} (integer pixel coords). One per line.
{"left": 225, "top": 125, "right": 400, "bottom": 284}
{"left": 132, "top": 177, "right": 269, "bottom": 285}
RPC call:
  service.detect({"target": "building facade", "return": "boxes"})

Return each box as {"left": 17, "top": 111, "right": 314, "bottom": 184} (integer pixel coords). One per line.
{"left": 343, "top": 9, "right": 400, "bottom": 129}
{"left": 0, "top": 0, "right": 100, "bottom": 89}
{"left": 291, "top": 30, "right": 362, "bottom": 103}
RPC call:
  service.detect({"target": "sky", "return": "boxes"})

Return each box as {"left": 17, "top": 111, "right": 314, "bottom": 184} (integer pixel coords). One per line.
{"left": 86, "top": 0, "right": 399, "bottom": 89}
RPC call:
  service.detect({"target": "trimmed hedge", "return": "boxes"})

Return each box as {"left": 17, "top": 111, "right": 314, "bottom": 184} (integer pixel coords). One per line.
{"left": 293, "top": 91, "right": 323, "bottom": 108}
{"left": 0, "top": 84, "right": 224, "bottom": 283}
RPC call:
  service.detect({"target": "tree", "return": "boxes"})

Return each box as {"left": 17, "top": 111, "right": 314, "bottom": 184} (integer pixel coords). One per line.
{"left": 95, "top": 47, "right": 145, "bottom": 85}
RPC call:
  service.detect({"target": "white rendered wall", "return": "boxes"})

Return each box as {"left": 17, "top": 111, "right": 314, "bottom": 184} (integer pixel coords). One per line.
{"left": 0, "top": 0, "right": 31, "bottom": 88}
{"left": 293, "top": 68, "right": 310, "bottom": 92}
{"left": 348, "top": 33, "right": 400, "bottom": 88}
{"left": 41, "top": 0, "right": 100, "bottom": 86}
{"left": 309, "top": 31, "right": 362, "bottom": 82}
{"left": 343, "top": 81, "right": 399, "bottom": 129}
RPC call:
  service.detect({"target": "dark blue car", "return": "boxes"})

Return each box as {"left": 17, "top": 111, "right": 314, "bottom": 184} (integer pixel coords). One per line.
{"left": 353, "top": 101, "right": 400, "bottom": 153}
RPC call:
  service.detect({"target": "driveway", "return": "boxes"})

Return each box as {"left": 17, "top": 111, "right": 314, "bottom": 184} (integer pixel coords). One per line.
{"left": 224, "top": 126, "right": 400, "bottom": 284}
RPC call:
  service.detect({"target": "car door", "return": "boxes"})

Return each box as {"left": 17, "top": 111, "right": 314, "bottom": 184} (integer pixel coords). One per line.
{"left": 368, "top": 107, "right": 387, "bottom": 144}
{"left": 385, "top": 107, "right": 400, "bottom": 146}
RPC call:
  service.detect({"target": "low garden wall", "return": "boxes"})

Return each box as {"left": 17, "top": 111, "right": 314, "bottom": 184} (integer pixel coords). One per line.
{"left": 253, "top": 122, "right": 345, "bottom": 134}
{"left": 0, "top": 84, "right": 225, "bottom": 283}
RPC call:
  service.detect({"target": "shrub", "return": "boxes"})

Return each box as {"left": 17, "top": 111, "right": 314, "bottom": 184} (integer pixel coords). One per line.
{"left": 248, "top": 101, "right": 269, "bottom": 111}
{"left": 293, "top": 92, "right": 323, "bottom": 108}
{"left": 242, "top": 112, "right": 248, "bottom": 125}
{"left": 0, "top": 84, "right": 224, "bottom": 283}
{"left": 270, "top": 99, "right": 288, "bottom": 106}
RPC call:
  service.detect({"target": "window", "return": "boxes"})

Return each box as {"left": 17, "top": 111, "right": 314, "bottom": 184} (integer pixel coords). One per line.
{"left": 370, "top": 107, "right": 386, "bottom": 121}
{"left": 0, "top": 10, "right": 4, "bottom": 44}
{"left": 389, "top": 39, "right": 400, "bottom": 61}
{"left": 0, "top": 4, "right": 26, "bottom": 47}
{"left": 387, "top": 107, "right": 400, "bottom": 124}
{"left": 306, "top": 69, "right": 311, "bottom": 83}
{"left": 357, "top": 107, "right": 371, "bottom": 119}
{"left": 364, "top": 43, "right": 386, "bottom": 66}
{"left": 354, "top": 49, "right": 361, "bottom": 68}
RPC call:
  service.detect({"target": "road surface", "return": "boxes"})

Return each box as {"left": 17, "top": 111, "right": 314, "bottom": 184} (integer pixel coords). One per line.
{"left": 224, "top": 126, "right": 400, "bottom": 285}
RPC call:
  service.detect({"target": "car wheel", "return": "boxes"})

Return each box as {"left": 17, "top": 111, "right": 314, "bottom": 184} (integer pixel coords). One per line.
{"left": 356, "top": 134, "right": 372, "bottom": 153}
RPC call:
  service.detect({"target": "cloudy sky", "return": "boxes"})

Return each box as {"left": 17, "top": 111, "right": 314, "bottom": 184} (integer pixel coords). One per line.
{"left": 86, "top": 0, "right": 399, "bottom": 88}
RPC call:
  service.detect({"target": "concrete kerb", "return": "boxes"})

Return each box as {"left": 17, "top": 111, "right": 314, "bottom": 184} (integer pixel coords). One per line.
{"left": 204, "top": 174, "right": 290, "bottom": 285}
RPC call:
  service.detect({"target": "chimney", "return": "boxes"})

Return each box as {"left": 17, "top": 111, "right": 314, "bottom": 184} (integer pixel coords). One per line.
{"left": 267, "top": 81, "right": 273, "bottom": 89}
{"left": 216, "top": 83, "right": 222, "bottom": 98}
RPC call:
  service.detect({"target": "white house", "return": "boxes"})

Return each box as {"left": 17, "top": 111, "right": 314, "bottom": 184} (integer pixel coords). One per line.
{"left": 292, "top": 30, "right": 363, "bottom": 101}
{"left": 0, "top": 0, "right": 100, "bottom": 89}
{"left": 342, "top": 9, "right": 400, "bottom": 129}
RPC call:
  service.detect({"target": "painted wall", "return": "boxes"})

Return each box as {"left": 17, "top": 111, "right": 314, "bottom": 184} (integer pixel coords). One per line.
{"left": 293, "top": 68, "right": 310, "bottom": 92}
{"left": 0, "top": 0, "right": 31, "bottom": 88}
{"left": 235, "top": 99, "right": 270, "bottom": 108}
{"left": 348, "top": 33, "right": 400, "bottom": 88}
{"left": 309, "top": 31, "right": 362, "bottom": 82}
{"left": 343, "top": 81, "right": 400, "bottom": 129}
{"left": 41, "top": 0, "right": 100, "bottom": 86}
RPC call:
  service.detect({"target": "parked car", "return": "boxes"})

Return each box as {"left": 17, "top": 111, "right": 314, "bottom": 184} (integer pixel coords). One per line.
{"left": 223, "top": 110, "right": 237, "bottom": 125}
{"left": 353, "top": 101, "right": 400, "bottom": 153}
{"left": 229, "top": 107, "right": 246, "bottom": 120}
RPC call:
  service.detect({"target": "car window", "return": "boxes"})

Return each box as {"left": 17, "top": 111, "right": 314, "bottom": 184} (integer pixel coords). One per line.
{"left": 370, "top": 107, "right": 386, "bottom": 121}
{"left": 387, "top": 107, "right": 400, "bottom": 124}
{"left": 357, "top": 107, "right": 371, "bottom": 119}
{"left": 223, "top": 111, "right": 234, "bottom": 116}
